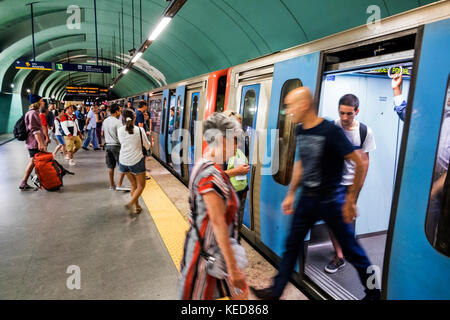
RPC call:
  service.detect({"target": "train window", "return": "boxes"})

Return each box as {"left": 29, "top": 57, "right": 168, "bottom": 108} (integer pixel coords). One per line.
{"left": 273, "top": 79, "right": 303, "bottom": 186}
{"left": 190, "top": 93, "right": 199, "bottom": 147}
{"left": 215, "top": 76, "right": 227, "bottom": 113}
{"left": 161, "top": 97, "right": 167, "bottom": 134}
{"left": 425, "top": 81, "right": 450, "bottom": 257}
{"left": 175, "top": 96, "right": 182, "bottom": 130}
{"left": 150, "top": 98, "right": 162, "bottom": 133}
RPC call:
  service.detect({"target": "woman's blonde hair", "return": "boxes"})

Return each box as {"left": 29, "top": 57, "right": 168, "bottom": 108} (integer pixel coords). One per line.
{"left": 29, "top": 102, "right": 41, "bottom": 110}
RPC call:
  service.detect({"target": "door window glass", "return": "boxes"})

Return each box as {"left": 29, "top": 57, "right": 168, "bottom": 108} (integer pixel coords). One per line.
{"left": 273, "top": 79, "right": 303, "bottom": 186}
{"left": 161, "top": 97, "right": 167, "bottom": 134}
{"left": 149, "top": 98, "right": 162, "bottom": 133}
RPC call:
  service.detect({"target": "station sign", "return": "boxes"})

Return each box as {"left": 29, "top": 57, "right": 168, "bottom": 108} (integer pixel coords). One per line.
{"left": 15, "top": 60, "right": 53, "bottom": 71}
{"left": 66, "top": 86, "right": 109, "bottom": 96}
{"left": 55, "top": 63, "right": 111, "bottom": 74}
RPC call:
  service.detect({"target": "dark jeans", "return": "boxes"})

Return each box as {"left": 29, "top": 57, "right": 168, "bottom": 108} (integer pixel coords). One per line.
{"left": 272, "top": 186, "right": 373, "bottom": 298}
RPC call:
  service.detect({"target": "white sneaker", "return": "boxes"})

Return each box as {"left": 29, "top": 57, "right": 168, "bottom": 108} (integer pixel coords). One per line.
{"left": 69, "top": 159, "right": 76, "bottom": 166}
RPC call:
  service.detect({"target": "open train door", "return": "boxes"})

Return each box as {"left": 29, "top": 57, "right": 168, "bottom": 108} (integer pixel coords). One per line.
{"left": 383, "top": 19, "right": 450, "bottom": 300}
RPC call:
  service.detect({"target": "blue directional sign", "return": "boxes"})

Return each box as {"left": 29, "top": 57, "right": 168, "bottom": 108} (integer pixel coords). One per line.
{"left": 55, "top": 63, "right": 111, "bottom": 74}
{"left": 15, "top": 60, "right": 53, "bottom": 71}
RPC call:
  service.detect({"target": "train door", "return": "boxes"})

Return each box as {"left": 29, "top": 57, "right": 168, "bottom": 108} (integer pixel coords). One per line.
{"left": 384, "top": 19, "right": 450, "bottom": 300}
{"left": 159, "top": 89, "right": 170, "bottom": 163}
{"left": 233, "top": 65, "right": 273, "bottom": 243}
{"left": 172, "top": 85, "right": 186, "bottom": 177}
{"left": 258, "top": 52, "right": 321, "bottom": 278}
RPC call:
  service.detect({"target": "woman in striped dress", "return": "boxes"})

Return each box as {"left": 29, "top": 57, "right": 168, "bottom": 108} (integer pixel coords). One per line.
{"left": 178, "top": 113, "right": 247, "bottom": 300}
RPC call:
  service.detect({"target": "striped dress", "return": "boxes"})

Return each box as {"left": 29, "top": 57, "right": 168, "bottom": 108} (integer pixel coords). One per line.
{"left": 178, "top": 158, "right": 240, "bottom": 300}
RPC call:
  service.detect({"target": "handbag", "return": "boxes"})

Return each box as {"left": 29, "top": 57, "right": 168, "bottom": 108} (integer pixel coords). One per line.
{"left": 138, "top": 127, "right": 149, "bottom": 157}
{"left": 189, "top": 160, "right": 248, "bottom": 280}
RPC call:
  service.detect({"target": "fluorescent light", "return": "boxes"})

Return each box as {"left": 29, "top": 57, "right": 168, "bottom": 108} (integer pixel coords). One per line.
{"left": 27, "top": 89, "right": 31, "bottom": 93}
{"left": 10, "top": 84, "right": 14, "bottom": 88}
{"left": 148, "top": 17, "right": 172, "bottom": 41}
{"left": 131, "top": 51, "right": 143, "bottom": 63}
{"left": 122, "top": 68, "right": 129, "bottom": 74}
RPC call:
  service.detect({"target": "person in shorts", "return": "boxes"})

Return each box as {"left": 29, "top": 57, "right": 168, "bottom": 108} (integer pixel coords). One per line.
{"left": 20, "top": 94, "right": 46, "bottom": 190}
{"left": 60, "top": 104, "right": 82, "bottom": 166}
{"left": 102, "top": 103, "right": 128, "bottom": 191}
{"left": 118, "top": 109, "right": 150, "bottom": 215}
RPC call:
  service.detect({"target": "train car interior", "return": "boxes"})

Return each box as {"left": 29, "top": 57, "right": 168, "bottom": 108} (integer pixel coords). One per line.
{"left": 304, "top": 32, "right": 417, "bottom": 299}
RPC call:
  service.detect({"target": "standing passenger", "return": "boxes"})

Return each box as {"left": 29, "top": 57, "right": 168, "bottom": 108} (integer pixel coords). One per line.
{"left": 324, "top": 94, "right": 376, "bottom": 274}
{"left": 250, "top": 87, "right": 381, "bottom": 300}
{"left": 60, "top": 105, "right": 82, "bottom": 166}
{"left": 223, "top": 111, "right": 250, "bottom": 241}
{"left": 19, "top": 95, "right": 46, "bottom": 190}
{"left": 96, "top": 104, "right": 105, "bottom": 148}
{"left": 102, "top": 103, "right": 127, "bottom": 191}
{"left": 118, "top": 109, "right": 151, "bottom": 215}
{"left": 82, "top": 105, "right": 99, "bottom": 150}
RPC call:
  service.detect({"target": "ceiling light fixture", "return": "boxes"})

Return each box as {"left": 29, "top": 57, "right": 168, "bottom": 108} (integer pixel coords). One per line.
{"left": 148, "top": 17, "right": 172, "bottom": 41}
{"left": 131, "top": 51, "right": 143, "bottom": 63}
{"left": 122, "top": 68, "right": 129, "bottom": 74}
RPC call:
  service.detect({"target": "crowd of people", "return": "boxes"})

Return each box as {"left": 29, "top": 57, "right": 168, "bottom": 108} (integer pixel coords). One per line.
{"left": 19, "top": 95, "right": 151, "bottom": 215}
{"left": 17, "top": 72, "right": 446, "bottom": 300}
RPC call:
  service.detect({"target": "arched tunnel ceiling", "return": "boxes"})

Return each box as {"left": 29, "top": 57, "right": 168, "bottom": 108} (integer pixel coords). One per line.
{"left": 0, "top": 0, "right": 439, "bottom": 99}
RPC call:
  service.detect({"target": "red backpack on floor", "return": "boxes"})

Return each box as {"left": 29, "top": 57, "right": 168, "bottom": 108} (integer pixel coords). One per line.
{"left": 33, "top": 152, "right": 74, "bottom": 191}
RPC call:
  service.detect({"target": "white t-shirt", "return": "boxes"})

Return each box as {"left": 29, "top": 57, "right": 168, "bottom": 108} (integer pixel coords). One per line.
{"left": 118, "top": 126, "right": 151, "bottom": 166}
{"left": 335, "top": 119, "right": 376, "bottom": 186}
{"left": 102, "top": 116, "right": 122, "bottom": 146}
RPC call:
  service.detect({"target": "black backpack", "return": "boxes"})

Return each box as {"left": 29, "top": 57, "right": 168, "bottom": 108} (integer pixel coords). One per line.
{"left": 359, "top": 122, "right": 368, "bottom": 148}
{"left": 13, "top": 115, "right": 28, "bottom": 141}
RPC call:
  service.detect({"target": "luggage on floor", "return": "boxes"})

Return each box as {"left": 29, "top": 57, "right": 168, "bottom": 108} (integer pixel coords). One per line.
{"left": 33, "top": 152, "right": 74, "bottom": 191}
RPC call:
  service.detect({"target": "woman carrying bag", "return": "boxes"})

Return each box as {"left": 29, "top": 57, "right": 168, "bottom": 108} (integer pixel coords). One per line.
{"left": 178, "top": 113, "right": 248, "bottom": 300}
{"left": 118, "top": 109, "right": 150, "bottom": 215}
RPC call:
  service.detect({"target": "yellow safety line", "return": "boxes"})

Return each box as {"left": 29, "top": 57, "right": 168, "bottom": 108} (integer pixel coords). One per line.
{"left": 141, "top": 175, "right": 189, "bottom": 272}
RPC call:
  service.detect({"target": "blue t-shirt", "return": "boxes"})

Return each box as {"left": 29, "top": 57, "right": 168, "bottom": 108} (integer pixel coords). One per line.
{"left": 135, "top": 109, "right": 145, "bottom": 126}
{"left": 295, "top": 119, "right": 354, "bottom": 194}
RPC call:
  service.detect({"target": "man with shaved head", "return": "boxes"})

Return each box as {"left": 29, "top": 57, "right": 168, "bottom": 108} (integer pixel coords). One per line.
{"left": 251, "top": 87, "right": 380, "bottom": 300}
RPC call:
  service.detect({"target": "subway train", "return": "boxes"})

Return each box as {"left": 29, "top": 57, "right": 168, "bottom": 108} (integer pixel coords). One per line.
{"left": 108, "top": 3, "right": 450, "bottom": 300}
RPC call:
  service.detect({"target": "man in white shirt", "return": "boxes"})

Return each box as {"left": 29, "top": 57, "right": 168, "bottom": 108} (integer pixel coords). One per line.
{"left": 325, "top": 93, "right": 376, "bottom": 274}
{"left": 82, "top": 105, "right": 100, "bottom": 150}
{"left": 102, "top": 104, "right": 128, "bottom": 191}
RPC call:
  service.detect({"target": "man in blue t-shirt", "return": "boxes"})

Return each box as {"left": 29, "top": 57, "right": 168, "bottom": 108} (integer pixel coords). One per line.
{"left": 135, "top": 100, "right": 147, "bottom": 128}
{"left": 251, "top": 87, "right": 380, "bottom": 301}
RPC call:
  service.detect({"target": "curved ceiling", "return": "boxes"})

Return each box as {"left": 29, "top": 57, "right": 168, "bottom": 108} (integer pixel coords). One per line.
{"left": 0, "top": 0, "right": 439, "bottom": 101}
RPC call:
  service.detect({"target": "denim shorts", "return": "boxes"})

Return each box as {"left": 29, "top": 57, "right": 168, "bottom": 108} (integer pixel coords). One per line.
{"left": 56, "top": 135, "right": 65, "bottom": 145}
{"left": 105, "top": 145, "right": 120, "bottom": 169}
{"left": 119, "top": 157, "right": 146, "bottom": 175}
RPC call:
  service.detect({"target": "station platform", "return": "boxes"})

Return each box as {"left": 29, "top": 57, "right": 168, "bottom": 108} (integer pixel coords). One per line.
{"left": 0, "top": 139, "right": 306, "bottom": 300}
